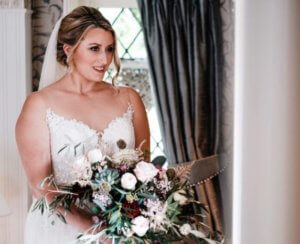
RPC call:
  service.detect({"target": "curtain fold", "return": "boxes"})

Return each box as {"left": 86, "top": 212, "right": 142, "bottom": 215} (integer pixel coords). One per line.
{"left": 137, "top": 0, "right": 224, "bottom": 238}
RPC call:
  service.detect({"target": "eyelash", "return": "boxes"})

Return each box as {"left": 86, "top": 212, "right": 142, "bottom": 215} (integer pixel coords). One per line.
{"left": 90, "top": 46, "right": 114, "bottom": 52}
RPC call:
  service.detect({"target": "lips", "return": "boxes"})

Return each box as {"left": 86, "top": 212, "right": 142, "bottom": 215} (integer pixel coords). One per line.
{"left": 93, "top": 66, "right": 105, "bottom": 73}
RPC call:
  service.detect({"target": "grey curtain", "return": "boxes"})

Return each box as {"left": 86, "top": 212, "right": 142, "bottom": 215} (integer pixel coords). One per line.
{"left": 137, "top": 0, "right": 224, "bottom": 237}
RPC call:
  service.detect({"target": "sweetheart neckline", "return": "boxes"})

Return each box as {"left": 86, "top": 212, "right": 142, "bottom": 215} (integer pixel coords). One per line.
{"left": 46, "top": 103, "right": 134, "bottom": 136}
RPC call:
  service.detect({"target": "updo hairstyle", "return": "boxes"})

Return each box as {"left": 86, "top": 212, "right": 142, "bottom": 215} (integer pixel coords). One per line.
{"left": 56, "top": 6, "right": 120, "bottom": 85}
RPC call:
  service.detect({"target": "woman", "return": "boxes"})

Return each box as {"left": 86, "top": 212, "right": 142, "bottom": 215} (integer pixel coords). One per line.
{"left": 15, "top": 6, "right": 150, "bottom": 244}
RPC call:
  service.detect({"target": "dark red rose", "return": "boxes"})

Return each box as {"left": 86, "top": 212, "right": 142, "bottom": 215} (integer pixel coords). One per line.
{"left": 121, "top": 200, "right": 141, "bottom": 218}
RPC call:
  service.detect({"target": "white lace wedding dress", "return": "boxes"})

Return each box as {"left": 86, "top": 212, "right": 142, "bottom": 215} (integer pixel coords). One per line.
{"left": 24, "top": 104, "right": 135, "bottom": 244}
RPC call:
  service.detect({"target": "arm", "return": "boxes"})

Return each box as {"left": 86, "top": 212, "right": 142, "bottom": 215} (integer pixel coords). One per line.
{"left": 127, "top": 88, "right": 151, "bottom": 161}
{"left": 15, "top": 92, "right": 93, "bottom": 232}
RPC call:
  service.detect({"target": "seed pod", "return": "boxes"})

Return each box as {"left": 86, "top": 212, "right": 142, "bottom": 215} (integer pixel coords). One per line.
{"left": 117, "top": 139, "right": 127, "bottom": 149}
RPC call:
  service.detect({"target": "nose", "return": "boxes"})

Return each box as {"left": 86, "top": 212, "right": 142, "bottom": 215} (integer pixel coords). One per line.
{"left": 98, "top": 50, "right": 107, "bottom": 65}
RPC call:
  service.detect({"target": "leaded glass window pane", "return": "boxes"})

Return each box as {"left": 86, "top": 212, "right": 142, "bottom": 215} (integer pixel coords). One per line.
{"left": 100, "top": 8, "right": 147, "bottom": 59}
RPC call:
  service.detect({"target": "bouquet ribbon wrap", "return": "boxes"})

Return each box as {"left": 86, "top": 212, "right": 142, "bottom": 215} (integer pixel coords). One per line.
{"left": 175, "top": 154, "right": 226, "bottom": 185}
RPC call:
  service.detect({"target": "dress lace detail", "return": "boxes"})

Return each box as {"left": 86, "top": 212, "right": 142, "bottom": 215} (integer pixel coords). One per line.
{"left": 45, "top": 103, "right": 135, "bottom": 186}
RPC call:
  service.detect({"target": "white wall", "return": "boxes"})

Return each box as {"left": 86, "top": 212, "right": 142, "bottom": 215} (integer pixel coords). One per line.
{"left": 233, "top": 1, "right": 300, "bottom": 243}
{"left": 0, "top": 8, "right": 32, "bottom": 244}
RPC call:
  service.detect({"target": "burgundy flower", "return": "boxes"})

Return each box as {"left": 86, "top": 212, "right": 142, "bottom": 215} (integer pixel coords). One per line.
{"left": 122, "top": 200, "right": 141, "bottom": 218}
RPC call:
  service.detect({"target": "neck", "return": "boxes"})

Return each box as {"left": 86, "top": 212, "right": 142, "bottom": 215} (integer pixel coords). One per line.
{"left": 64, "top": 71, "right": 105, "bottom": 95}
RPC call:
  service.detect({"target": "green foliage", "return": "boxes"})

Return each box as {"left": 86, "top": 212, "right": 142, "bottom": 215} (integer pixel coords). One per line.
{"left": 56, "top": 211, "right": 67, "bottom": 224}
{"left": 151, "top": 156, "right": 167, "bottom": 166}
{"left": 32, "top": 197, "right": 48, "bottom": 215}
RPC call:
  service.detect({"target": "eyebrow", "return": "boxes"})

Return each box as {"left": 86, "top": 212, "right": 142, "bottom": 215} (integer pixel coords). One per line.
{"left": 88, "top": 43, "right": 114, "bottom": 46}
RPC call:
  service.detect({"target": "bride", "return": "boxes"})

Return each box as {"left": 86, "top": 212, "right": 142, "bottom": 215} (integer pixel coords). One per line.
{"left": 15, "top": 6, "right": 150, "bottom": 244}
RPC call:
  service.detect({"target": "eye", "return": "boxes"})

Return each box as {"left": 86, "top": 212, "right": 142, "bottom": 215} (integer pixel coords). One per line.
{"left": 107, "top": 46, "right": 115, "bottom": 53}
{"left": 90, "top": 46, "right": 99, "bottom": 52}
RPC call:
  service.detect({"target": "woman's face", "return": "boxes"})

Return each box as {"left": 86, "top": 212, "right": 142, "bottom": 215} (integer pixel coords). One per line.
{"left": 71, "top": 27, "right": 115, "bottom": 82}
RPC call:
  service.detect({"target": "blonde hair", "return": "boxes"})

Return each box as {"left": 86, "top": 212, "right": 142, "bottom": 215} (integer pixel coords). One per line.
{"left": 56, "top": 6, "right": 120, "bottom": 86}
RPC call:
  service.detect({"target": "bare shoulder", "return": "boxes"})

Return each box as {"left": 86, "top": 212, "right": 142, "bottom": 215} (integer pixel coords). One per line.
{"left": 123, "top": 86, "right": 140, "bottom": 99}
{"left": 23, "top": 91, "right": 46, "bottom": 108}
{"left": 15, "top": 90, "right": 49, "bottom": 140}
{"left": 17, "top": 91, "right": 47, "bottom": 122}
{"left": 118, "top": 86, "right": 144, "bottom": 110}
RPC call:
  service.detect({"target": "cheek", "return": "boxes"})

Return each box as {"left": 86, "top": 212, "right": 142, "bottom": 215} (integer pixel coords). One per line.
{"left": 107, "top": 52, "right": 114, "bottom": 64}
{"left": 73, "top": 51, "right": 94, "bottom": 66}
{"left": 109, "top": 53, "right": 114, "bottom": 62}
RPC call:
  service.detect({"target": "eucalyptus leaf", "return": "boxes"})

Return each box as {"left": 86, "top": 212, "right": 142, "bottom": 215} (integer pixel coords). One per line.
{"left": 93, "top": 199, "right": 107, "bottom": 212}
{"left": 113, "top": 186, "right": 128, "bottom": 195}
{"left": 56, "top": 211, "right": 67, "bottom": 224}
{"left": 109, "top": 210, "right": 121, "bottom": 225}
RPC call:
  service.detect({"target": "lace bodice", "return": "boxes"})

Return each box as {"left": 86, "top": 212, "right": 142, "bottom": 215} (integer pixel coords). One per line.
{"left": 46, "top": 104, "right": 135, "bottom": 186}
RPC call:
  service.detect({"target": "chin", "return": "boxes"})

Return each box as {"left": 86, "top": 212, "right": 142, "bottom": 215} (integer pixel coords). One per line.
{"left": 76, "top": 67, "right": 104, "bottom": 82}
{"left": 83, "top": 73, "right": 104, "bottom": 83}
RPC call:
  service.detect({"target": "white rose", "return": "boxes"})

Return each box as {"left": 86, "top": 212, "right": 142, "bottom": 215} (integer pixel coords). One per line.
{"left": 173, "top": 189, "right": 188, "bottom": 205}
{"left": 72, "top": 155, "right": 92, "bottom": 181}
{"left": 179, "top": 223, "right": 192, "bottom": 235}
{"left": 87, "top": 148, "right": 103, "bottom": 163}
{"left": 131, "top": 216, "right": 149, "bottom": 237}
{"left": 134, "top": 161, "right": 158, "bottom": 183}
{"left": 121, "top": 173, "right": 137, "bottom": 190}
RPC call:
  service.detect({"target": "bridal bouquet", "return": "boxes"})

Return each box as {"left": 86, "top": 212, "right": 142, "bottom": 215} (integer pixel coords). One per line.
{"left": 33, "top": 139, "right": 219, "bottom": 244}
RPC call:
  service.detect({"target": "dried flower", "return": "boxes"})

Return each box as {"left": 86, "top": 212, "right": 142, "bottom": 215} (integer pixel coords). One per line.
{"left": 93, "top": 192, "right": 112, "bottom": 207}
{"left": 112, "top": 149, "right": 141, "bottom": 165}
{"left": 99, "top": 181, "right": 111, "bottom": 194}
{"left": 125, "top": 193, "right": 136, "bottom": 203}
{"left": 116, "top": 139, "right": 127, "bottom": 149}
{"left": 173, "top": 189, "right": 188, "bottom": 205}
{"left": 153, "top": 173, "right": 172, "bottom": 195}
{"left": 119, "top": 162, "right": 129, "bottom": 172}
{"left": 142, "top": 199, "right": 169, "bottom": 232}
